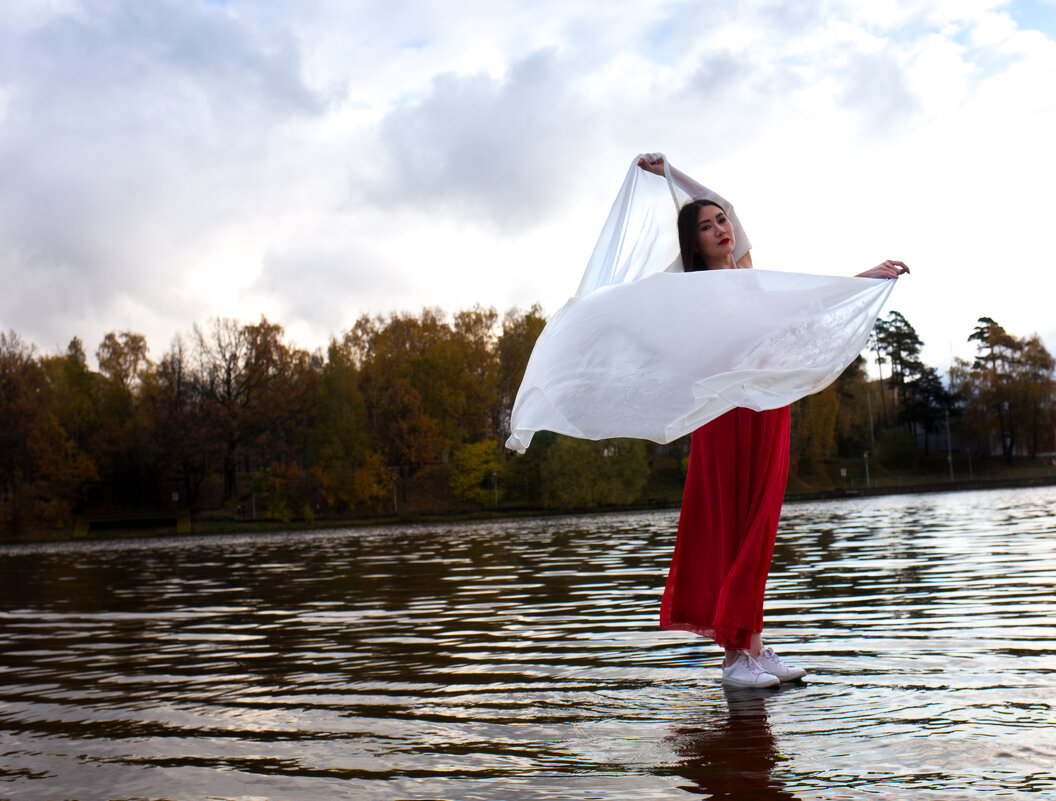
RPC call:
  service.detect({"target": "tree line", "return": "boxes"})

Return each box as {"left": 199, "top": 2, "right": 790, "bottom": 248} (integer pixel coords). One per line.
{"left": 1, "top": 307, "right": 1053, "bottom": 536}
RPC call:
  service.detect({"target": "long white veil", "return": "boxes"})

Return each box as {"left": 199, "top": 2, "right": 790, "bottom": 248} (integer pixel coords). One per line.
{"left": 505, "top": 155, "right": 895, "bottom": 453}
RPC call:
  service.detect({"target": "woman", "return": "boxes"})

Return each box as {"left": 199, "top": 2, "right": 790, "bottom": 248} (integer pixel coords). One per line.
{"left": 638, "top": 154, "right": 908, "bottom": 688}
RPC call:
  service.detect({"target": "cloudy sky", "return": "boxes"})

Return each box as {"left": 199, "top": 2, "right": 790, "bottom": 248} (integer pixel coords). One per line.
{"left": 2, "top": 0, "right": 1055, "bottom": 374}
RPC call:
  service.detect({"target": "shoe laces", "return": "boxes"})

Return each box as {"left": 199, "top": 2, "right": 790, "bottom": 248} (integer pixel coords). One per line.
{"left": 759, "top": 646, "right": 787, "bottom": 667}
{"left": 734, "top": 650, "right": 768, "bottom": 675}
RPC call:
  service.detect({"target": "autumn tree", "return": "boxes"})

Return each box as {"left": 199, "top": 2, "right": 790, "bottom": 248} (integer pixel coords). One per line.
{"left": 139, "top": 336, "right": 216, "bottom": 503}
{"left": 450, "top": 440, "right": 505, "bottom": 506}
{"left": 194, "top": 316, "right": 317, "bottom": 501}
{"left": 1019, "top": 335, "right": 1056, "bottom": 458}
{"left": 193, "top": 317, "right": 250, "bottom": 498}
{"left": 539, "top": 437, "right": 648, "bottom": 508}
{"left": 348, "top": 308, "right": 502, "bottom": 478}
{"left": 950, "top": 317, "right": 1054, "bottom": 462}
{"left": 379, "top": 378, "right": 443, "bottom": 475}
{"left": 350, "top": 451, "right": 393, "bottom": 513}
{"left": 790, "top": 386, "right": 839, "bottom": 472}
{"left": 305, "top": 338, "right": 375, "bottom": 512}
{"left": 40, "top": 338, "right": 101, "bottom": 463}
{"left": 92, "top": 331, "right": 154, "bottom": 495}
{"left": 452, "top": 306, "right": 500, "bottom": 443}
{"left": 496, "top": 305, "right": 547, "bottom": 434}
{"left": 96, "top": 332, "right": 149, "bottom": 390}
{"left": 791, "top": 356, "right": 878, "bottom": 469}
{"left": 0, "top": 332, "right": 96, "bottom": 535}
{"left": 349, "top": 313, "right": 439, "bottom": 477}
{"left": 831, "top": 355, "right": 876, "bottom": 455}
{"left": 956, "top": 317, "right": 1021, "bottom": 460}
{"left": 400, "top": 309, "right": 470, "bottom": 447}
{"left": 242, "top": 317, "right": 319, "bottom": 469}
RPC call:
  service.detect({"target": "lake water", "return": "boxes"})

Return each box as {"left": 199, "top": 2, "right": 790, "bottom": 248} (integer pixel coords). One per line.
{"left": 1, "top": 486, "right": 1055, "bottom": 800}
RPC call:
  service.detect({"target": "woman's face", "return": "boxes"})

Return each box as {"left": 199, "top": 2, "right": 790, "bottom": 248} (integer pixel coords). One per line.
{"left": 694, "top": 204, "right": 736, "bottom": 267}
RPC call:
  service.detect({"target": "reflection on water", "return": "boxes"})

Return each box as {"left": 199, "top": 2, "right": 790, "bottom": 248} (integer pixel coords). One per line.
{"left": 1, "top": 486, "right": 1055, "bottom": 800}
{"left": 667, "top": 687, "right": 799, "bottom": 800}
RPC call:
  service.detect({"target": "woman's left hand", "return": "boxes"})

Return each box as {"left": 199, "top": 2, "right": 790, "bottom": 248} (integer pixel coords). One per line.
{"left": 857, "top": 260, "right": 910, "bottom": 279}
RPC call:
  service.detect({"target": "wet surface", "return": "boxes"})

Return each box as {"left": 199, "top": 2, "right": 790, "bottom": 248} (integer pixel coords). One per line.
{"left": 1, "top": 486, "right": 1055, "bottom": 800}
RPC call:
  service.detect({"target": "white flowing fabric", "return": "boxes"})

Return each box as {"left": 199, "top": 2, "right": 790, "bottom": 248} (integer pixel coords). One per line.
{"left": 505, "top": 156, "right": 896, "bottom": 453}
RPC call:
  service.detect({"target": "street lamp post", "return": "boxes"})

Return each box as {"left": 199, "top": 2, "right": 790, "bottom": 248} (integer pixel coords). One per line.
{"left": 388, "top": 467, "right": 399, "bottom": 514}
{"left": 865, "top": 384, "right": 876, "bottom": 448}
{"left": 944, "top": 406, "right": 954, "bottom": 481}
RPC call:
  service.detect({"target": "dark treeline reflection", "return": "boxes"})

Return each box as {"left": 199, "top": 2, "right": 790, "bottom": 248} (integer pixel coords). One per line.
{"left": 2, "top": 308, "right": 1051, "bottom": 536}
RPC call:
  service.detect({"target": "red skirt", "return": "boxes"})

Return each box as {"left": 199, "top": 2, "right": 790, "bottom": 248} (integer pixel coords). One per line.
{"left": 660, "top": 406, "right": 791, "bottom": 650}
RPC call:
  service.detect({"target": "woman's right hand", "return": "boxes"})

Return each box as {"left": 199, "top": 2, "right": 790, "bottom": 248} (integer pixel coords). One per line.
{"left": 637, "top": 153, "right": 666, "bottom": 176}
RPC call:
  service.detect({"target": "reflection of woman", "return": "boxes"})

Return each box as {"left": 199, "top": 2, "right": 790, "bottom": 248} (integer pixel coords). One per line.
{"left": 668, "top": 688, "right": 800, "bottom": 799}
{"left": 638, "top": 155, "right": 907, "bottom": 687}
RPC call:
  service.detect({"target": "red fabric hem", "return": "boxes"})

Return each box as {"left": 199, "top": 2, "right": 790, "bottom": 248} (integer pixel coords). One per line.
{"left": 659, "top": 619, "right": 760, "bottom": 650}
{"left": 659, "top": 407, "right": 790, "bottom": 653}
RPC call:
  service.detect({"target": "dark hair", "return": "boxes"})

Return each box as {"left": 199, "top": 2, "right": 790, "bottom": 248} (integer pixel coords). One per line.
{"left": 677, "top": 199, "right": 726, "bottom": 272}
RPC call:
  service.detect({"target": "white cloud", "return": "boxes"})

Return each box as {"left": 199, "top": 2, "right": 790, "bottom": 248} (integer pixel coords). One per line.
{"left": 0, "top": 0, "right": 1054, "bottom": 377}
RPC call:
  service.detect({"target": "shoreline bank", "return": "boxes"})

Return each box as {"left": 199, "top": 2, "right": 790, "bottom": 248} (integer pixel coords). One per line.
{"left": 785, "top": 473, "right": 1056, "bottom": 502}
{"left": 6, "top": 474, "right": 1056, "bottom": 545}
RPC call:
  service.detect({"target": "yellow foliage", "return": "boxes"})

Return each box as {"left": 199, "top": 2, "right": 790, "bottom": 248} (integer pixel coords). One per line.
{"left": 540, "top": 437, "right": 648, "bottom": 508}
{"left": 353, "top": 451, "right": 392, "bottom": 513}
{"left": 450, "top": 441, "right": 504, "bottom": 506}
{"left": 791, "top": 387, "right": 839, "bottom": 470}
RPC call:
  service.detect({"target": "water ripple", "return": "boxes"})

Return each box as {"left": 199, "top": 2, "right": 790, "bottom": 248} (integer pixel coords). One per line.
{"left": 1, "top": 487, "right": 1055, "bottom": 799}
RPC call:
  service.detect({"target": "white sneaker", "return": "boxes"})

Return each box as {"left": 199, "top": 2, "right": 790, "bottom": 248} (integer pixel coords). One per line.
{"left": 754, "top": 646, "right": 806, "bottom": 681}
{"left": 721, "top": 651, "right": 780, "bottom": 688}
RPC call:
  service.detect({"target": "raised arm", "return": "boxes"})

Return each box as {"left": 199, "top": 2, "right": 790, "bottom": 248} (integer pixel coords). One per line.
{"left": 638, "top": 153, "right": 753, "bottom": 267}
{"left": 637, "top": 154, "right": 738, "bottom": 206}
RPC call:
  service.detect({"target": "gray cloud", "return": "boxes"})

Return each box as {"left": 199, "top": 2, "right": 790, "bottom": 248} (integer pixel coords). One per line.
{"left": 0, "top": 0, "right": 322, "bottom": 349}
{"left": 366, "top": 49, "right": 592, "bottom": 228}
{"left": 837, "top": 50, "right": 921, "bottom": 131}
{"left": 682, "top": 49, "right": 807, "bottom": 105}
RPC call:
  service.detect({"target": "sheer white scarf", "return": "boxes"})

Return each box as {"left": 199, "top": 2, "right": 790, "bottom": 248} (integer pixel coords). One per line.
{"left": 505, "top": 155, "right": 895, "bottom": 453}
